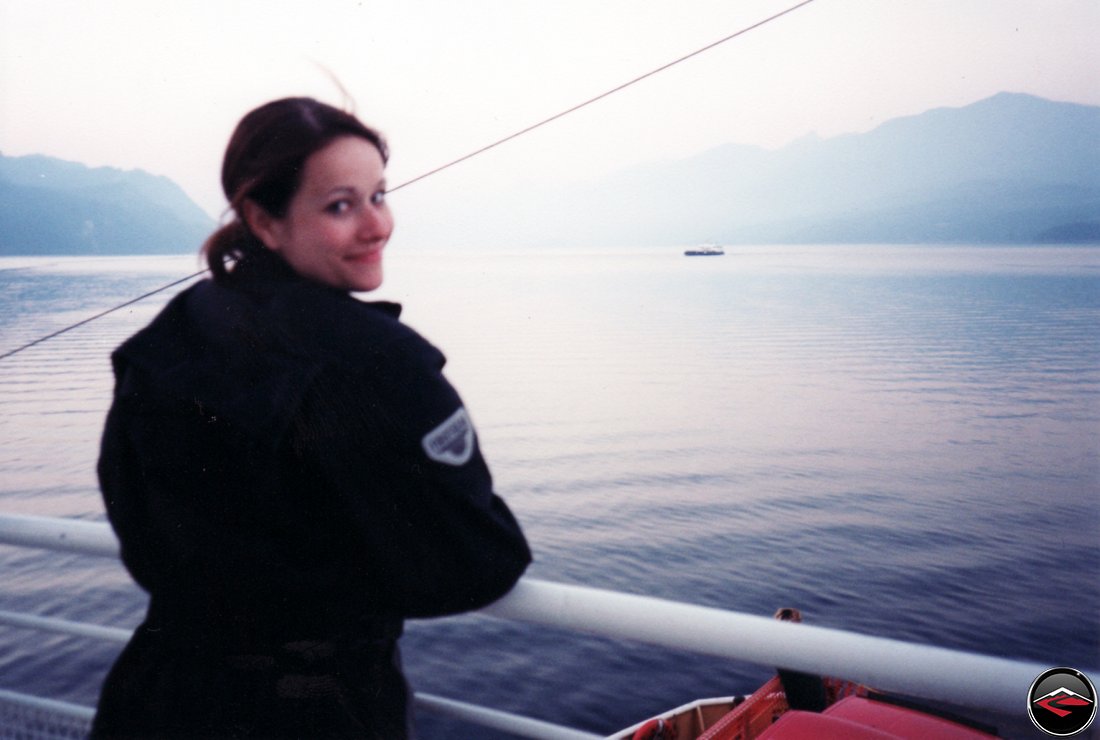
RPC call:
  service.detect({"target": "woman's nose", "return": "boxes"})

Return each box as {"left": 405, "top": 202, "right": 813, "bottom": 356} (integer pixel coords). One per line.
{"left": 358, "top": 205, "right": 392, "bottom": 240}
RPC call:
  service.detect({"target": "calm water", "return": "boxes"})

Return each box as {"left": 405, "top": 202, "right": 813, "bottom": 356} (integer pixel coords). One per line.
{"left": 1, "top": 245, "right": 1098, "bottom": 738}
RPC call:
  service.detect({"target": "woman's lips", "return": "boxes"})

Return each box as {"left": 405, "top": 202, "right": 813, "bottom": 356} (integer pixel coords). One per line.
{"left": 344, "top": 249, "right": 383, "bottom": 264}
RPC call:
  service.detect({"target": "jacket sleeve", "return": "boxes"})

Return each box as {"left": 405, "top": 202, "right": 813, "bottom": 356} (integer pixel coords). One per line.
{"left": 286, "top": 333, "right": 532, "bottom": 618}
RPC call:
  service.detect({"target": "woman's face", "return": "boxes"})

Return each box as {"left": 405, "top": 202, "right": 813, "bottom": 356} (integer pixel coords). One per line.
{"left": 250, "top": 135, "right": 393, "bottom": 292}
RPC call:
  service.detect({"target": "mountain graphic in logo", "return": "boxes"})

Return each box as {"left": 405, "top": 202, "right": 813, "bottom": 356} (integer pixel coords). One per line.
{"left": 1034, "top": 687, "right": 1093, "bottom": 718}
{"left": 1028, "top": 668, "right": 1096, "bottom": 736}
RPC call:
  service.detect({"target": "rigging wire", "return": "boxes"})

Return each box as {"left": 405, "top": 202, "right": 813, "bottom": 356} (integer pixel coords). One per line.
{"left": 0, "top": 271, "right": 205, "bottom": 362}
{"left": 386, "top": 0, "right": 817, "bottom": 194}
{"left": 0, "top": 0, "right": 818, "bottom": 362}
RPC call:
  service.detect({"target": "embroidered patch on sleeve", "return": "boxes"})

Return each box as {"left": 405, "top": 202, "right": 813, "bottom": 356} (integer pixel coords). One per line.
{"left": 421, "top": 407, "right": 475, "bottom": 466}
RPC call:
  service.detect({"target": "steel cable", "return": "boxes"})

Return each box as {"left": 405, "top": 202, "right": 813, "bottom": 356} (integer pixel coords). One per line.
{"left": 0, "top": 0, "right": 818, "bottom": 361}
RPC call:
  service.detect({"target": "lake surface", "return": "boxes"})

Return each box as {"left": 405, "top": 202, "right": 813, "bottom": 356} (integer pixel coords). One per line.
{"left": 1, "top": 245, "right": 1098, "bottom": 738}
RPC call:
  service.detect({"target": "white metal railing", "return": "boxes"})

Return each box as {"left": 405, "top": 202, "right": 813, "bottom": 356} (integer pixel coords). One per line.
{"left": 0, "top": 512, "right": 1078, "bottom": 737}
{"left": 0, "top": 513, "right": 119, "bottom": 557}
{"left": 0, "top": 514, "right": 599, "bottom": 739}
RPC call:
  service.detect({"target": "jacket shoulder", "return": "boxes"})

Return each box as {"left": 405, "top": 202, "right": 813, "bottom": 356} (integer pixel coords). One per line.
{"left": 110, "top": 276, "right": 442, "bottom": 438}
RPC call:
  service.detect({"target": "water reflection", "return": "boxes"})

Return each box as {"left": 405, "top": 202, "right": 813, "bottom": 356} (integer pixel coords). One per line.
{"left": 1, "top": 246, "right": 1098, "bottom": 735}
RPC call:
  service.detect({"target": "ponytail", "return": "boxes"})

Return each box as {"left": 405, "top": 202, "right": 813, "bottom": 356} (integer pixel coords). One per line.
{"left": 201, "top": 219, "right": 263, "bottom": 281}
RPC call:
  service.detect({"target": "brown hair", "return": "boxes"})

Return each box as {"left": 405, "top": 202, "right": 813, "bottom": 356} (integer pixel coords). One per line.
{"left": 201, "top": 97, "right": 389, "bottom": 280}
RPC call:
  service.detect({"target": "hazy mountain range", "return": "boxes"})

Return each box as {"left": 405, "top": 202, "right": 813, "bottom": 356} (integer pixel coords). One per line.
{"left": 1, "top": 92, "right": 1097, "bottom": 255}
{"left": 434, "top": 91, "right": 1099, "bottom": 247}
{"left": 0, "top": 154, "right": 214, "bottom": 255}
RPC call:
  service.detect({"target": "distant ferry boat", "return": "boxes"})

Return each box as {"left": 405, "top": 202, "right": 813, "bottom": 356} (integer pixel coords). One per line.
{"left": 684, "top": 243, "right": 725, "bottom": 256}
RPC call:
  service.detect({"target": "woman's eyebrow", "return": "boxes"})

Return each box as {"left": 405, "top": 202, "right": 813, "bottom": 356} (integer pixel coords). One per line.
{"left": 324, "top": 180, "right": 386, "bottom": 198}
{"left": 320, "top": 185, "right": 359, "bottom": 200}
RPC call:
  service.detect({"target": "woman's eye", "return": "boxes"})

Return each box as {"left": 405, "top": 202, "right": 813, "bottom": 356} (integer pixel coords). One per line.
{"left": 370, "top": 191, "right": 386, "bottom": 206}
{"left": 325, "top": 199, "right": 353, "bottom": 215}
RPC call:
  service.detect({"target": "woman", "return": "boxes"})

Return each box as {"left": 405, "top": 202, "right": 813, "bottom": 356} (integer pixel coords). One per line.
{"left": 93, "top": 97, "right": 532, "bottom": 738}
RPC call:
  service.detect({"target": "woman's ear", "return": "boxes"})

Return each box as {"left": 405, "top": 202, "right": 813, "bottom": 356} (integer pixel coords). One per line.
{"left": 242, "top": 200, "right": 283, "bottom": 251}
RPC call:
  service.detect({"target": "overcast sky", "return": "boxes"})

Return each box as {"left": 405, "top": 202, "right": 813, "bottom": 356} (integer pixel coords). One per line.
{"left": 1, "top": 0, "right": 1097, "bottom": 221}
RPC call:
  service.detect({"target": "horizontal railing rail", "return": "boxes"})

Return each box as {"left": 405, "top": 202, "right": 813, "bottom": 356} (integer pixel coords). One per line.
{"left": 0, "top": 513, "right": 119, "bottom": 557}
{"left": 0, "top": 512, "right": 1081, "bottom": 736}
{"left": 0, "top": 688, "right": 96, "bottom": 722}
{"left": 0, "top": 514, "right": 598, "bottom": 739}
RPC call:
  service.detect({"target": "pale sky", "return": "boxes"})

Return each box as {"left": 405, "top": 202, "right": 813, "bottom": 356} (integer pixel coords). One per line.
{"left": 1, "top": 0, "right": 1097, "bottom": 222}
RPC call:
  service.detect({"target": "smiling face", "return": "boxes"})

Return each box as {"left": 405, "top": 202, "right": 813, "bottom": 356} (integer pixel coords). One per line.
{"left": 247, "top": 135, "right": 393, "bottom": 292}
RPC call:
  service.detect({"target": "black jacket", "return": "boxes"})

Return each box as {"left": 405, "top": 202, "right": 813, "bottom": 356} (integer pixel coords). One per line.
{"left": 93, "top": 253, "right": 531, "bottom": 738}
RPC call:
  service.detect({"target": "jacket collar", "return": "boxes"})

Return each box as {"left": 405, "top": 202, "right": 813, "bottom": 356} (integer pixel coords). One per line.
{"left": 227, "top": 249, "right": 402, "bottom": 318}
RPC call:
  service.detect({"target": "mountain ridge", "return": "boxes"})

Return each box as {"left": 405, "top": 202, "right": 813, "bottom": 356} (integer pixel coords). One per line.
{"left": 2, "top": 92, "right": 1098, "bottom": 254}
{"left": 0, "top": 154, "right": 215, "bottom": 255}
{"left": 398, "top": 92, "right": 1099, "bottom": 247}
